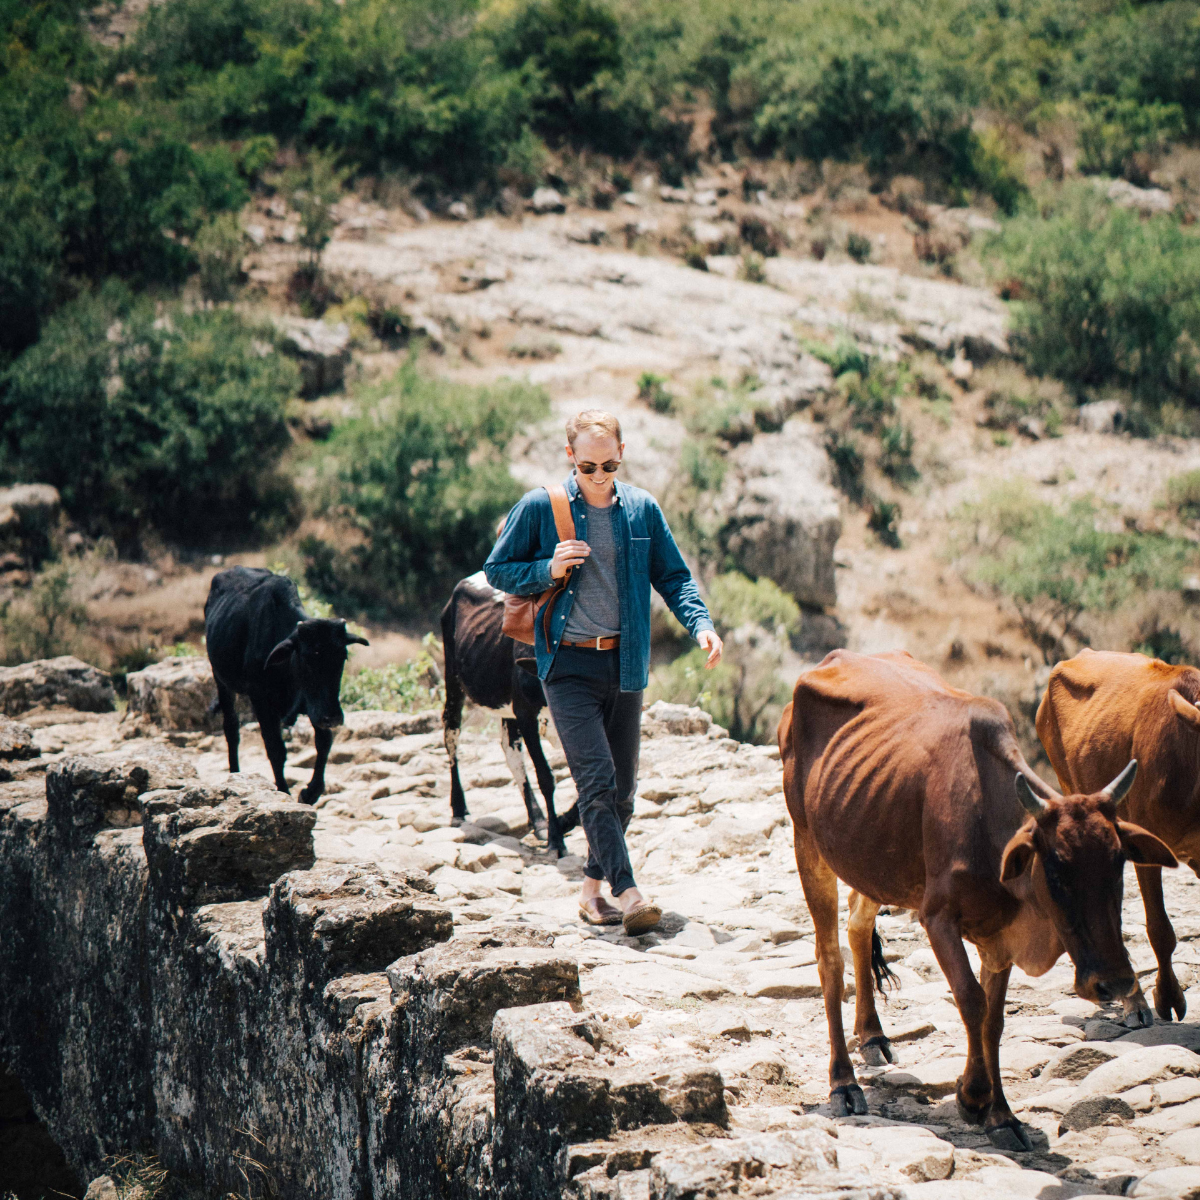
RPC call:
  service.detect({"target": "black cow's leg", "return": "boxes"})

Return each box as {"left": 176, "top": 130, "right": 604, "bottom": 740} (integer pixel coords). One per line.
{"left": 300, "top": 726, "right": 333, "bottom": 806}
{"left": 443, "top": 681, "right": 468, "bottom": 825}
{"left": 502, "top": 717, "right": 548, "bottom": 841}
{"left": 258, "top": 715, "right": 290, "bottom": 795}
{"left": 217, "top": 682, "right": 241, "bottom": 774}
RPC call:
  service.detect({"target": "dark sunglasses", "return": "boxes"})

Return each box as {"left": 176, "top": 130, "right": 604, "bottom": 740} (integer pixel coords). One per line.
{"left": 576, "top": 460, "right": 621, "bottom": 475}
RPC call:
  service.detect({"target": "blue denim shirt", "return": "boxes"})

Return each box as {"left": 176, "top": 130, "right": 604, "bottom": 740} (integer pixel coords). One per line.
{"left": 484, "top": 474, "right": 714, "bottom": 691}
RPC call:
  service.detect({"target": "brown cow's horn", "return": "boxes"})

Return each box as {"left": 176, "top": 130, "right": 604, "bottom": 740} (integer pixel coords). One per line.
{"left": 1101, "top": 759, "right": 1138, "bottom": 804}
{"left": 1015, "top": 774, "right": 1049, "bottom": 815}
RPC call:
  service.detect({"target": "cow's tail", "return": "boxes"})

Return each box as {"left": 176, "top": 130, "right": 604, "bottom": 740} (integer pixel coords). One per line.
{"left": 871, "top": 928, "right": 900, "bottom": 993}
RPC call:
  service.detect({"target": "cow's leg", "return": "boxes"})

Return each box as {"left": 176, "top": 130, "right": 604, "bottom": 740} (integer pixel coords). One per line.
{"left": 922, "top": 912, "right": 994, "bottom": 1129}
{"left": 258, "top": 716, "right": 290, "bottom": 795}
{"left": 443, "top": 664, "right": 468, "bottom": 824}
{"left": 1137, "top": 864, "right": 1182, "bottom": 1022}
{"left": 299, "top": 726, "right": 333, "bottom": 806}
{"left": 847, "top": 891, "right": 893, "bottom": 1066}
{"left": 217, "top": 682, "right": 240, "bottom": 773}
{"left": 977, "top": 963, "right": 1031, "bottom": 1150}
{"left": 504, "top": 715, "right": 548, "bottom": 842}
{"left": 516, "top": 704, "right": 567, "bottom": 854}
{"left": 794, "top": 829, "right": 863, "bottom": 1114}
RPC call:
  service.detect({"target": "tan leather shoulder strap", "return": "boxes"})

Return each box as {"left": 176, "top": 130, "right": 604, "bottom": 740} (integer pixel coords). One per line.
{"left": 546, "top": 483, "right": 575, "bottom": 542}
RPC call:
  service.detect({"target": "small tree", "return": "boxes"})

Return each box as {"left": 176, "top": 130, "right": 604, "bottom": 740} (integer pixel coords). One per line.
{"left": 282, "top": 152, "right": 349, "bottom": 275}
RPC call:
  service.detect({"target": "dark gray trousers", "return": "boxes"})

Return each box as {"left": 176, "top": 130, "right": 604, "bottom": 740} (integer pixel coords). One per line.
{"left": 541, "top": 646, "right": 642, "bottom": 894}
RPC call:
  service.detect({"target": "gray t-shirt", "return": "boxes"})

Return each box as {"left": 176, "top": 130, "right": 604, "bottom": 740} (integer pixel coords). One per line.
{"left": 562, "top": 502, "right": 621, "bottom": 640}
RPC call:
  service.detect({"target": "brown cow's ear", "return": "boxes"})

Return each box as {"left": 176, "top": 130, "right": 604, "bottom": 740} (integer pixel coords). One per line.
{"left": 1169, "top": 689, "right": 1200, "bottom": 730}
{"left": 1000, "top": 829, "right": 1036, "bottom": 883}
{"left": 1117, "top": 820, "right": 1178, "bottom": 868}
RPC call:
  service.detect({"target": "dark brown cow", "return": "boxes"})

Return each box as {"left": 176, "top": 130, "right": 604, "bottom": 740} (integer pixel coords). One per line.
{"left": 780, "top": 649, "right": 1175, "bottom": 1150}
{"left": 1038, "top": 648, "right": 1200, "bottom": 1024}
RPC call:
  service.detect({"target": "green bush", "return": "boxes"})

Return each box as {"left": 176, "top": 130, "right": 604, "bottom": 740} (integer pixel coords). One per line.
{"left": 637, "top": 372, "right": 674, "bottom": 413}
{"left": 315, "top": 358, "right": 550, "bottom": 614}
{"left": 0, "top": 286, "right": 300, "bottom": 550}
{"left": 1167, "top": 469, "right": 1200, "bottom": 520}
{"left": 340, "top": 636, "right": 444, "bottom": 712}
{"left": 989, "top": 185, "right": 1200, "bottom": 404}
{"left": 1076, "top": 96, "right": 1186, "bottom": 181}
{"left": 955, "top": 481, "right": 1195, "bottom": 663}
{"left": 0, "top": 562, "right": 88, "bottom": 666}
{"left": 647, "top": 570, "right": 798, "bottom": 743}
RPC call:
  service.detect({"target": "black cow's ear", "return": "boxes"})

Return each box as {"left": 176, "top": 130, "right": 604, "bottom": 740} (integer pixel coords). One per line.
{"left": 265, "top": 637, "right": 296, "bottom": 668}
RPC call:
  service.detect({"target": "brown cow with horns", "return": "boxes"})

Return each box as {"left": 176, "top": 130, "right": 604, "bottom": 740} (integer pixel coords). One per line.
{"left": 1038, "top": 648, "right": 1200, "bottom": 1026}
{"left": 780, "top": 650, "right": 1176, "bottom": 1150}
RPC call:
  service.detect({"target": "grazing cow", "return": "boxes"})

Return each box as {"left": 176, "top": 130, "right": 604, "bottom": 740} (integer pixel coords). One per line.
{"left": 1038, "top": 647, "right": 1200, "bottom": 1024}
{"left": 441, "top": 571, "right": 579, "bottom": 856}
{"left": 205, "top": 566, "right": 368, "bottom": 805}
{"left": 780, "top": 649, "right": 1175, "bottom": 1150}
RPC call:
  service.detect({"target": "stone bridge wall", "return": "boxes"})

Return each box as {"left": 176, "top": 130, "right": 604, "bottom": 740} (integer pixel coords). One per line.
{"left": 0, "top": 749, "right": 720, "bottom": 1199}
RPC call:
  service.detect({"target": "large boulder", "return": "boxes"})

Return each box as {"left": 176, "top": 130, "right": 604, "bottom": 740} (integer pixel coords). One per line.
{"left": 0, "top": 655, "right": 115, "bottom": 716}
{"left": 0, "top": 483, "right": 60, "bottom": 565}
{"left": 126, "top": 656, "right": 219, "bottom": 731}
{"left": 0, "top": 716, "right": 37, "bottom": 760}
{"left": 702, "top": 418, "right": 842, "bottom": 608}
{"left": 272, "top": 316, "right": 351, "bottom": 397}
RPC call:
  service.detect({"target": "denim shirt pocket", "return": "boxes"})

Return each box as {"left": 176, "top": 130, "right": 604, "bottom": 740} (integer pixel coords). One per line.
{"left": 630, "top": 537, "right": 651, "bottom": 572}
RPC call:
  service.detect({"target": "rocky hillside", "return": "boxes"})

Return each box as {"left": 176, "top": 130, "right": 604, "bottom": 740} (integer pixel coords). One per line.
{"left": 4, "top": 668, "right": 1200, "bottom": 1198}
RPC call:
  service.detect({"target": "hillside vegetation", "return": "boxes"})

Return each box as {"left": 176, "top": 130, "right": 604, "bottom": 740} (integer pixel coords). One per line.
{"left": 6, "top": 0, "right": 1200, "bottom": 732}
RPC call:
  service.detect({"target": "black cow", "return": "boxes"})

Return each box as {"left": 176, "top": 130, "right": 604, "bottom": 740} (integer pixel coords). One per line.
{"left": 441, "top": 571, "right": 579, "bottom": 855}
{"left": 205, "top": 566, "right": 368, "bottom": 805}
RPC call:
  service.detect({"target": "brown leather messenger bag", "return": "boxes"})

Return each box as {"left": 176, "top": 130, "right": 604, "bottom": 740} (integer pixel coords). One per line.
{"left": 501, "top": 483, "right": 576, "bottom": 646}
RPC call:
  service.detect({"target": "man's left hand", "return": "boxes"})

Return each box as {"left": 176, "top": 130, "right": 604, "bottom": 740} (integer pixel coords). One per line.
{"left": 698, "top": 629, "right": 723, "bottom": 669}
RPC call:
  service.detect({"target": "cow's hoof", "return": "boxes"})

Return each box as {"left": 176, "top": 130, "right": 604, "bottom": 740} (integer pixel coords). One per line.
{"left": 533, "top": 818, "right": 549, "bottom": 841}
{"left": 1121, "top": 995, "right": 1154, "bottom": 1029}
{"left": 860, "top": 1036, "right": 895, "bottom": 1067}
{"left": 298, "top": 788, "right": 317, "bottom": 806}
{"left": 1154, "top": 976, "right": 1187, "bottom": 1023}
{"left": 986, "top": 1120, "right": 1034, "bottom": 1153}
{"left": 829, "top": 1084, "right": 868, "bottom": 1116}
{"left": 955, "top": 1086, "right": 988, "bottom": 1127}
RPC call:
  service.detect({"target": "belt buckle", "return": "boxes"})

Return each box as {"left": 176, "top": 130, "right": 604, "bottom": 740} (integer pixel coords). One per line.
{"left": 595, "top": 636, "right": 603, "bottom": 650}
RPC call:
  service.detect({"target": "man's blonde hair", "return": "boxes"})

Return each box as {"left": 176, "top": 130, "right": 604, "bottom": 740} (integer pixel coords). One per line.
{"left": 566, "top": 408, "right": 622, "bottom": 447}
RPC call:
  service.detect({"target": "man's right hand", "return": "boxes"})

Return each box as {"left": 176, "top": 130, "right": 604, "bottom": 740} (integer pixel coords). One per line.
{"left": 550, "top": 539, "right": 590, "bottom": 579}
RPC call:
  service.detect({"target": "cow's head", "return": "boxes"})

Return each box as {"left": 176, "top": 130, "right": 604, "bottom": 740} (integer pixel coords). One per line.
{"left": 265, "top": 619, "right": 369, "bottom": 730}
{"left": 1000, "top": 762, "right": 1176, "bottom": 1006}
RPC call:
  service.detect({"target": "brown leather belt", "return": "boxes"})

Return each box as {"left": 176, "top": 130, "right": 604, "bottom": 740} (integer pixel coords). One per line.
{"left": 560, "top": 635, "right": 620, "bottom": 650}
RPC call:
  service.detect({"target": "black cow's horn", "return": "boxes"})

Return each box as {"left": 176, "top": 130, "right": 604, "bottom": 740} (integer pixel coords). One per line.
{"left": 1101, "top": 759, "right": 1138, "bottom": 804}
{"left": 1015, "top": 773, "right": 1049, "bottom": 816}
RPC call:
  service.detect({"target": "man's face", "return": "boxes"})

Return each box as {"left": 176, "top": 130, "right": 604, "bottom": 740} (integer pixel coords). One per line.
{"left": 566, "top": 432, "right": 623, "bottom": 504}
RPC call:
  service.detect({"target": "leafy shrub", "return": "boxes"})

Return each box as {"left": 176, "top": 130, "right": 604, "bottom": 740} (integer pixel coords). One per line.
{"left": 738, "top": 252, "right": 767, "bottom": 283}
{"left": 1076, "top": 96, "right": 1186, "bottom": 182}
{"left": 0, "top": 3, "right": 248, "bottom": 359}
{"left": 647, "top": 571, "right": 799, "bottom": 743}
{"left": 1167, "top": 469, "right": 1200, "bottom": 520}
{"left": 975, "top": 361, "right": 1067, "bottom": 437}
{"left": 868, "top": 498, "right": 902, "bottom": 548}
{"left": 846, "top": 232, "right": 872, "bottom": 263}
{"left": 988, "top": 185, "right": 1200, "bottom": 404}
{"left": 955, "top": 481, "right": 1196, "bottom": 663}
{"left": 193, "top": 213, "right": 246, "bottom": 302}
{"left": 878, "top": 422, "right": 918, "bottom": 486}
{"left": 0, "top": 286, "right": 300, "bottom": 550}
{"left": 637, "top": 372, "right": 675, "bottom": 413}
{"left": 0, "top": 562, "right": 88, "bottom": 666}
{"left": 314, "top": 359, "right": 549, "bottom": 614}
{"left": 341, "top": 638, "right": 444, "bottom": 712}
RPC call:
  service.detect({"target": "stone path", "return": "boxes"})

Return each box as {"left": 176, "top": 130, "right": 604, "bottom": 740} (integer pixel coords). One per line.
{"left": 20, "top": 703, "right": 1200, "bottom": 1199}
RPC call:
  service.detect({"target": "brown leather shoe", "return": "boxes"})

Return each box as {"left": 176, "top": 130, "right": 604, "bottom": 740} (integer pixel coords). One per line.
{"left": 622, "top": 903, "right": 662, "bottom": 935}
{"left": 579, "top": 897, "right": 623, "bottom": 926}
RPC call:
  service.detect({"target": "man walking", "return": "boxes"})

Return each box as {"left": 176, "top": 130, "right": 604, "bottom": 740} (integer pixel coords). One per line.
{"left": 484, "top": 409, "right": 722, "bottom": 934}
